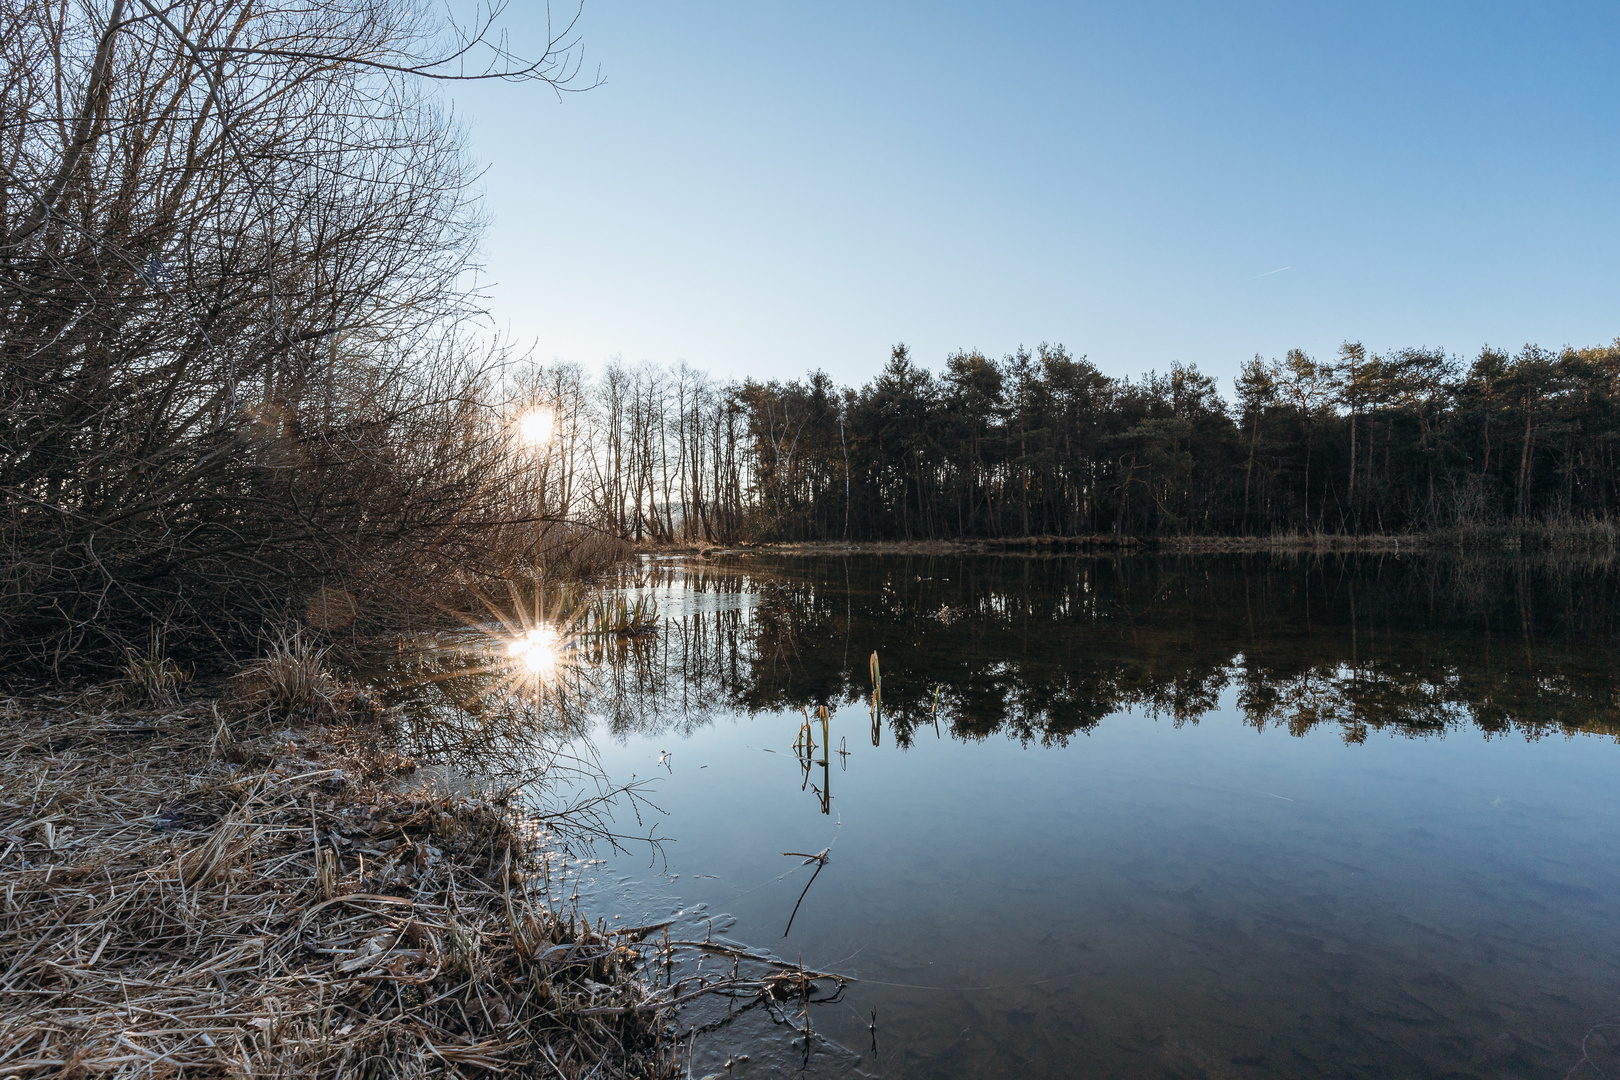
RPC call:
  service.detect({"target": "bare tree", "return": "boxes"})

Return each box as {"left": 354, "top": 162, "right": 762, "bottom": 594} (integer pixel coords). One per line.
{"left": 0, "top": 0, "right": 594, "bottom": 674}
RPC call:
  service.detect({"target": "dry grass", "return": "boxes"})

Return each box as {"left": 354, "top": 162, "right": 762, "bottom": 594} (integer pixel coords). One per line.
{"left": 230, "top": 629, "right": 347, "bottom": 722}
{"left": 0, "top": 684, "right": 834, "bottom": 1078}
{"left": 116, "top": 636, "right": 193, "bottom": 707}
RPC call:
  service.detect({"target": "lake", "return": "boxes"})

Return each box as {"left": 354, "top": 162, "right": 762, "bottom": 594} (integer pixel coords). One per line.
{"left": 405, "top": 552, "right": 1620, "bottom": 1078}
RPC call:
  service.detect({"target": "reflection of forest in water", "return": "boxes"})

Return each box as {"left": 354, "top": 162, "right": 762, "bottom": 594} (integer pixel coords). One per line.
{"left": 589, "top": 553, "right": 1620, "bottom": 745}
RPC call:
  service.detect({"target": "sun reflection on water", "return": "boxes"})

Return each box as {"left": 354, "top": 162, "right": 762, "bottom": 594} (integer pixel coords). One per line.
{"left": 505, "top": 623, "right": 565, "bottom": 679}
{"left": 361, "top": 578, "right": 668, "bottom": 739}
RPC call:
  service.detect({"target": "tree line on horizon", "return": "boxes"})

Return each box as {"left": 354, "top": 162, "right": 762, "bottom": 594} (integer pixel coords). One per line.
{"left": 525, "top": 338, "right": 1620, "bottom": 543}
{"left": 6, "top": 1, "right": 1613, "bottom": 681}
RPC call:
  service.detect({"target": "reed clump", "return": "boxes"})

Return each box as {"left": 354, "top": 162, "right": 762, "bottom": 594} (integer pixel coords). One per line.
{"left": 229, "top": 628, "right": 349, "bottom": 722}
{"left": 116, "top": 634, "right": 193, "bottom": 707}
{"left": 0, "top": 686, "right": 698, "bottom": 1078}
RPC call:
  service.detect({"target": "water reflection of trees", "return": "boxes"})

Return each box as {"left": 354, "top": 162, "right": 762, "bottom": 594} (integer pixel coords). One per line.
{"left": 601, "top": 554, "right": 1620, "bottom": 746}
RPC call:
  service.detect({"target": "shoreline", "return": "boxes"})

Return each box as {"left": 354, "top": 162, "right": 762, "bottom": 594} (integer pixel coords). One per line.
{"left": 0, "top": 686, "right": 711, "bottom": 1077}
{"left": 652, "top": 529, "right": 1615, "bottom": 558}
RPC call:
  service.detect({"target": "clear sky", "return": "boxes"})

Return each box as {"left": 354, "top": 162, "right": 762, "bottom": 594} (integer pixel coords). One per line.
{"left": 449, "top": 1, "right": 1620, "bottom": 391}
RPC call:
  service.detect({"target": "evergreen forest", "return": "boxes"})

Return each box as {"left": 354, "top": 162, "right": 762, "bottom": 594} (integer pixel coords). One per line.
{"left": 529, "top": 339, "right": 1620, "bottom": 543}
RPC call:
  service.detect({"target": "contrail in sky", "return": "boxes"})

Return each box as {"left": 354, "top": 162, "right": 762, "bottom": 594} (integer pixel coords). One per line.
{"left": 1256, "top": 265, "right": 1292, "bottom": 278}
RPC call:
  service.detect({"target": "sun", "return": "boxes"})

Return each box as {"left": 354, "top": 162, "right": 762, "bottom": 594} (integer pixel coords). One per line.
{"left": 517, "top": 409, "right": 554, "bottom": 446}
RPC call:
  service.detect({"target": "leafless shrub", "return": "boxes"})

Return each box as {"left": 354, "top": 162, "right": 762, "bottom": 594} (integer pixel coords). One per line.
{"left": 0, "top": 0, "right": 599, "bottom": 680}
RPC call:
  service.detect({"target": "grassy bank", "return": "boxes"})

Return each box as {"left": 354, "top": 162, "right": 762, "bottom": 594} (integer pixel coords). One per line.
{"left": 0, "top": 682, "right": 706, "bottom": 1078}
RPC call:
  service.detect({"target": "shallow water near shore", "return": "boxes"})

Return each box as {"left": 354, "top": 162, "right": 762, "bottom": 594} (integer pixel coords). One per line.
{"left": 449, "top": 552, "right": 1620, "bottom": 1077}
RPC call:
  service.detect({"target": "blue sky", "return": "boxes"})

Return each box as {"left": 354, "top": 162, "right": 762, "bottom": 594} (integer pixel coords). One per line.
{"left": 450, "top": 1, "right": 1620, "bottom": 391}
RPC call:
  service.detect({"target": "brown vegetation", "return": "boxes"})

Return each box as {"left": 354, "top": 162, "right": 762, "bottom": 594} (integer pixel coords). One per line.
{"left": 0, "top": 669, "right": 841, "bottom": 1077}
{"left": 0, "top": 688, "right": 663, "bottom": 1076}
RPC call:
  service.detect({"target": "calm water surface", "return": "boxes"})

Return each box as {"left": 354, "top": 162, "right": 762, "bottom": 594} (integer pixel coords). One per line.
{"left": 429, "top": 553, "right": 1620, "bottom": 1078}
